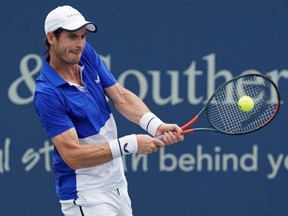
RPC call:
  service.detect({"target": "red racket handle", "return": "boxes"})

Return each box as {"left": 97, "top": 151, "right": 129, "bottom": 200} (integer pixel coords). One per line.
{"left": 182, "top": 129, "right": 194, "bottom": 134}
{"left": 181, "top": 115, "right": 199, "bottom": 130}
{"left": 156, "top": 116, "right": 199, "bottom": 140}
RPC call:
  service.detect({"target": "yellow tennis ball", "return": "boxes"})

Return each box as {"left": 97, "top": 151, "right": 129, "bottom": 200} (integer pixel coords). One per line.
{"left": 238, "top": 96, "right": 254, "bottom": 112}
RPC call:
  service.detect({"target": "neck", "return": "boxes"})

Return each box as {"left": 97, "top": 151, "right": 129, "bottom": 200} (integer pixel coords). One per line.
{"left": 48, "top": 54, "right": 82, "bottom": 85}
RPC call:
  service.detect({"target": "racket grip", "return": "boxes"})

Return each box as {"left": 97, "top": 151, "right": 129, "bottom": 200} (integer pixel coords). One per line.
{"left": 155, "top": 131, "right": 183, "bottom": 140}
{"left": 156, "top": 135, "right": 164, "bottom": 140}
{"left": 155, "top": 129, "right": 186, "bottom": 141}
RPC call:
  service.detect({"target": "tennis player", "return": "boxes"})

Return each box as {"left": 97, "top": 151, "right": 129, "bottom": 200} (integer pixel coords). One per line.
{"left": 34, "top": 5, "right": 183, "bottom": 216}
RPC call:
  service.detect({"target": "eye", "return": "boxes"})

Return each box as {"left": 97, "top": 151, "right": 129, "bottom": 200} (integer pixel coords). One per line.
{"left": 69, "top": 34, "right": 77, "bottom": 40}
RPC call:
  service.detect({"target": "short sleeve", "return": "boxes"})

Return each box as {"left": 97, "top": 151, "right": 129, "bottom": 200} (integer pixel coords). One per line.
{"left": 34, "top": 88, "right": 74, "bottom": 139}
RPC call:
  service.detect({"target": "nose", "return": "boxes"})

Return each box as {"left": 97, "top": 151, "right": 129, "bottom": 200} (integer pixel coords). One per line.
{"left": 77, "top": 37, "right": 85, "bottom": 47}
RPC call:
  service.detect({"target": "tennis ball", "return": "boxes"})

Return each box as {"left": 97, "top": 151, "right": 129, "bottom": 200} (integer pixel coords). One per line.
{"left": 238, "top": 96, "right": 254, "bottom": 112}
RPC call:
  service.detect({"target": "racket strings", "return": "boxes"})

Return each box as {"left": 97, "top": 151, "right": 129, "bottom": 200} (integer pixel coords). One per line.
{"left": 207, "top": 76, "right": 279, "bottom": 134}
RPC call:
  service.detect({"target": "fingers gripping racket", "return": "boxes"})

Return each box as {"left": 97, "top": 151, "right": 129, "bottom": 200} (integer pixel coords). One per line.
{"left": 170, "top": 74, "right": 280, "bottom": 137}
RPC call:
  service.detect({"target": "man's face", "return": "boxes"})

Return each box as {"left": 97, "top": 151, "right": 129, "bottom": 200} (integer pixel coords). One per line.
{"left": 49, "top": 27, "right": 87, "bottom": 65}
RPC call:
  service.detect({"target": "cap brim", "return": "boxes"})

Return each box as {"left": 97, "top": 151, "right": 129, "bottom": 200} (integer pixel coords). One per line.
{"left": 62, "top": 21, "right": 97, "bottom": 33}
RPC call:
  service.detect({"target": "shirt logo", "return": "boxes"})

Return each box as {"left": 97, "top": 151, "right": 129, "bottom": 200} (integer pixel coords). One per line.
{"left": 95, "top": 75, "right": 100, "bottom": 84}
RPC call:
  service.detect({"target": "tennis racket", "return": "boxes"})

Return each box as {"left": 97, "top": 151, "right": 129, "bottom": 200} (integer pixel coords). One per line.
{"left": 159, "top": 73, "right": 280, "bottom": 138}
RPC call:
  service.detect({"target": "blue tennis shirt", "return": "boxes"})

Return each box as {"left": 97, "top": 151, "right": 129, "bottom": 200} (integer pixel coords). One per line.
{"left": 34, "top": 42, "right": 126, "bottom": 200}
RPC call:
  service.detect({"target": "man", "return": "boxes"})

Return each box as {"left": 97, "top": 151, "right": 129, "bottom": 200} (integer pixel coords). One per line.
{"left": 34, "top": 5, "right": 183, "bottom": 216}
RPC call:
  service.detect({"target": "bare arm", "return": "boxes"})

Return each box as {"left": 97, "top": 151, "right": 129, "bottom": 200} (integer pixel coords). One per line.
{"left": 51, "top": 128, "right": 113, "bottom": 169}
{"left": 105, "top": 83, "right": 184, "bottom": 143}
{"left": 105, "top": 83, "right": 151, "bottom": 124}
{"left": 51, "top": 127, "right": 165, "bottom": 170}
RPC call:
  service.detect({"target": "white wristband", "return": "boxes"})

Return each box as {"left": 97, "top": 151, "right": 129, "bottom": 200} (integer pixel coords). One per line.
{"left": 140, "top": 112, "right": 164, "bottom": 136}
{"left": 109, "top": 134, "right": 138, "bottom": 159}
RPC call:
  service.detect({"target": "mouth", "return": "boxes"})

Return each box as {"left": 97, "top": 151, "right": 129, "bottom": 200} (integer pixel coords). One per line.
{"left": 70, "top": 50, "right": 82, "bottom": 56}
{"left": 67, "top": 50, "right": 82, "bottom": 64}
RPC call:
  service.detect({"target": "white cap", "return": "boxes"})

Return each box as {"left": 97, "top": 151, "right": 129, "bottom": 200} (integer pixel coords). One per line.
{"left": 44, "top": 5, "right": 97, "bottom": 35}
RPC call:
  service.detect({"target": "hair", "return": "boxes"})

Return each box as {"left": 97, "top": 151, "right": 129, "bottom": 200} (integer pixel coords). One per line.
{"left": 44, "top": 28, "right": 64, "bottom": 48}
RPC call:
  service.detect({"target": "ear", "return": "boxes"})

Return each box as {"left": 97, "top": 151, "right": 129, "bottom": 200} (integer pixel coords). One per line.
{"left": 47, "top": 32, "right": 55, "bottom": 45}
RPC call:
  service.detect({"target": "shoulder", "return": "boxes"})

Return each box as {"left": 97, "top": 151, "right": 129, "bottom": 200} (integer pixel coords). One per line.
{"left": 83, "top": 42, "right": 99, "bottom": 58}
{"left": 35, "top": 75, "right": 57, "bottom": 94}
{"left": 81, "top": 42, "right": 102, "bottom": 67}
{"left": 34, "top": 76, "right": 63, "bottom": 107}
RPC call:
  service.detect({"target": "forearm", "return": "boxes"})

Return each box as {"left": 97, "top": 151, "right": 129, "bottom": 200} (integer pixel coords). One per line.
{"left": 52, "top": 132, "right": 114, "bottom": 169}
{"left": 111, "top": 87, "right": 164, "bottom": 136}
{"left": 67, "top": 143, "right": 113, "bottom": 169}
{"left": 114, "top": 90, "right": 150, "bottom": 124}
{"left": 105, "top": 83, "right": 182, "bottom": 139}
{"left": 52, "top": 139, "right": 113, "bottom": 170}
{"left": 105, "top": 83, "right": 150, "bottom": 124}
{"left": 52, "top": 128, "right": 139, "bottom": 170}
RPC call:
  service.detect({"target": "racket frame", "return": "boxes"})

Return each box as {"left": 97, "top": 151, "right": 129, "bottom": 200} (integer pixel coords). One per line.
{"left": 181, "top": 73, "right": 281, "bottom": 135}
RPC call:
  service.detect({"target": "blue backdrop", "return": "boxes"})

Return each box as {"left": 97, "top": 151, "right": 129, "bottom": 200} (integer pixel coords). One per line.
{"left": 1, "top": 1, "right": 288, "bottom": 215}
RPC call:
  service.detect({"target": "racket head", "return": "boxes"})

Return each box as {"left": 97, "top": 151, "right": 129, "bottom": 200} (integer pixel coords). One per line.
{"left": 205, "top": 73, "right": 281, "bottom": 135}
